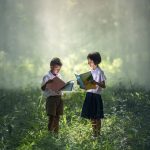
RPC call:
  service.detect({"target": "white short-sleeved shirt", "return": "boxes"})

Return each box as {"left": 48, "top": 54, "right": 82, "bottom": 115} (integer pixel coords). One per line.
{"left": 87, "top": 67, "right": 106, "bottom": 95}
{"left": 41, "top": 71, "right": 62, "bottom": 98}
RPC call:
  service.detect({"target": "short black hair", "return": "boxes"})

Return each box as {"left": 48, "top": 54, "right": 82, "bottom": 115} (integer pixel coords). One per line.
{"left": 50, "top": 57, "right": 62, "bottom": 66}
{"left": 87, "top": 52, "right": 101, "bottom": 65}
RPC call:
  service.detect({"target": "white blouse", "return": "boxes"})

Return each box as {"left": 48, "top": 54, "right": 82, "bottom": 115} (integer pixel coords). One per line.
{"left": 87, "top": 67, "right": 106, "bottom": 95}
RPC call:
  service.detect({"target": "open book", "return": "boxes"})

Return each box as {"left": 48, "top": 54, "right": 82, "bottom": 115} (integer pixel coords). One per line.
{"left": 75, "top": 71, "right": 96, "bottom": 90}
{"left": 60, "top": 80, "right": 74, "bottom": 91}
{"left": 46, "top": 77, "right": 74, "bottom": 91}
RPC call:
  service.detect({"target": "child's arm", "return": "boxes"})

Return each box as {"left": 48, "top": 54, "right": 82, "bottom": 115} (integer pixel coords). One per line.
{"left": 96, "top": 81, "right": 106, "bottom": 88}
{"left": 41, "top": 79, "right": 53, "bottom": 91}
{"left": 90, "top": 80, "right": 106, "bottom": 88}
{"left": 93, "top": 70, "right": 106, "bottom": 88}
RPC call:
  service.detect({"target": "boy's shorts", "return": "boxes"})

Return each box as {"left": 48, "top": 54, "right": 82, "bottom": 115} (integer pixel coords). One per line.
{"left": 46, "top": 95, "right": 63, "bottom": 116}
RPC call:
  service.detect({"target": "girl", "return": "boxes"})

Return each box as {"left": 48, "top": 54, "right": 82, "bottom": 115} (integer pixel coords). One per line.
{"left": 81, "top": 52, "right": 106, "bottom": 138}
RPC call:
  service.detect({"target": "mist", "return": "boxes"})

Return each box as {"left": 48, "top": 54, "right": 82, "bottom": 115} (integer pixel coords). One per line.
{"left": 0, "top": 0, "right": 150, "bottom": 89}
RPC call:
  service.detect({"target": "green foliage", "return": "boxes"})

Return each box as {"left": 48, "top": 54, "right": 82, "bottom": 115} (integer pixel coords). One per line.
{"left": 0, "top": 86, "right": 150, "bottom": 150}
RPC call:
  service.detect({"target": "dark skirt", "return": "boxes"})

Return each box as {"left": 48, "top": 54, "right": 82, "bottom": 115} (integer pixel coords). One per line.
{"left": 81, "top": 92, "right": 104, "bottom": 119}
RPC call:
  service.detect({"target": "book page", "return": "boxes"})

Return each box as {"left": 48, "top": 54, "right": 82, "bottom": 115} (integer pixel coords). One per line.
{"left": 46, "top": 77, "right": 66, "bottom": 91}
{"left": 75, "top": 71, "right": 97, "bottom": 90}
{"left": 61, "top": 80, "right": 74, "bottom": 91}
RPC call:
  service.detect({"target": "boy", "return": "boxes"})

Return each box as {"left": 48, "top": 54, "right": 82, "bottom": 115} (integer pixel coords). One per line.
{"left": 41, "top": 57, "right": 63, "bottom": 134}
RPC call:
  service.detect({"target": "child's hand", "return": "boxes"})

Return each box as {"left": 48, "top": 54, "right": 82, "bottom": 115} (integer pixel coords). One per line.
{"left": 47, "top": 79, "right": 53, "bottom": 84}
{"left": 41, "top": 79, "right": 53, "bottom": 91}
{"left": 89, "top": 80, "right": 97, "bottom": 84}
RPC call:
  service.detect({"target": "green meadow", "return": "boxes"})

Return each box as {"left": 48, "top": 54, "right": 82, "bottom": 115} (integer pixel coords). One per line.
{"left": 0, "top": 85, "right": 149, "bottom": 150}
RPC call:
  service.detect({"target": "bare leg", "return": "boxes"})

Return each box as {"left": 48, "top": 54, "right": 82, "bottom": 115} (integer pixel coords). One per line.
{"left": 91, "top": 119, "right": 97, "bottom": 137}
{"left": 53, "top": 116, "right": 60, "bottom": 134}
{"left": 48, "top": 115, "right": 55, "bottom": 132}
{"left": 96, "top": 119, "right": 101, "bottom": 135}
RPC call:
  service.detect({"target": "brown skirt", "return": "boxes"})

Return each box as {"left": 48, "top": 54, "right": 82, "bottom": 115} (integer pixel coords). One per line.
{"left": 46, "top": 96, "right": 63, "bottom": 116}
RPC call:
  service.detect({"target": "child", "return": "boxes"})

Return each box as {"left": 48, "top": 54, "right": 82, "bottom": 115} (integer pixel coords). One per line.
{"left": 81, "top": 52, "right": 106, "bottom": 138}
{"left": 41, "top": 57, "right": 63, "bottom": 134}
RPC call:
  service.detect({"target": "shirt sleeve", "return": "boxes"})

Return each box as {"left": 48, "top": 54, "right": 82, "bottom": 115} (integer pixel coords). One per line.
{"left": 41, "top": 75, "right": 49, "bottom": 87}
{"left": 99, "top": 71, "right": 106, "bottom": 82}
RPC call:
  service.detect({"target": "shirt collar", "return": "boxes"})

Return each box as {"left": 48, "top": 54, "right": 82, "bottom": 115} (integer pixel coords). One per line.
{"left": 48, "top": 70, "right": 58, "bottom": 77}
{"left": 91, "top": 66, "right": 100, "bottom": 71}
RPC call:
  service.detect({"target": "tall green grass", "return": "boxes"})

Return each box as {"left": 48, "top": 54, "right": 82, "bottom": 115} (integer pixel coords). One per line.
{"left": 0, "top": 86, "right": 150, "bottom": 150}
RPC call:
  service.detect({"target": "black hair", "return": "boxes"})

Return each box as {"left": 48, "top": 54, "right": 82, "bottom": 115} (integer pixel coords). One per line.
{"left": 87, "top": 52, "right": 101, "bottom": 65}
{"left": 50, "top": 57, "right": 62, "bottom": 66}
